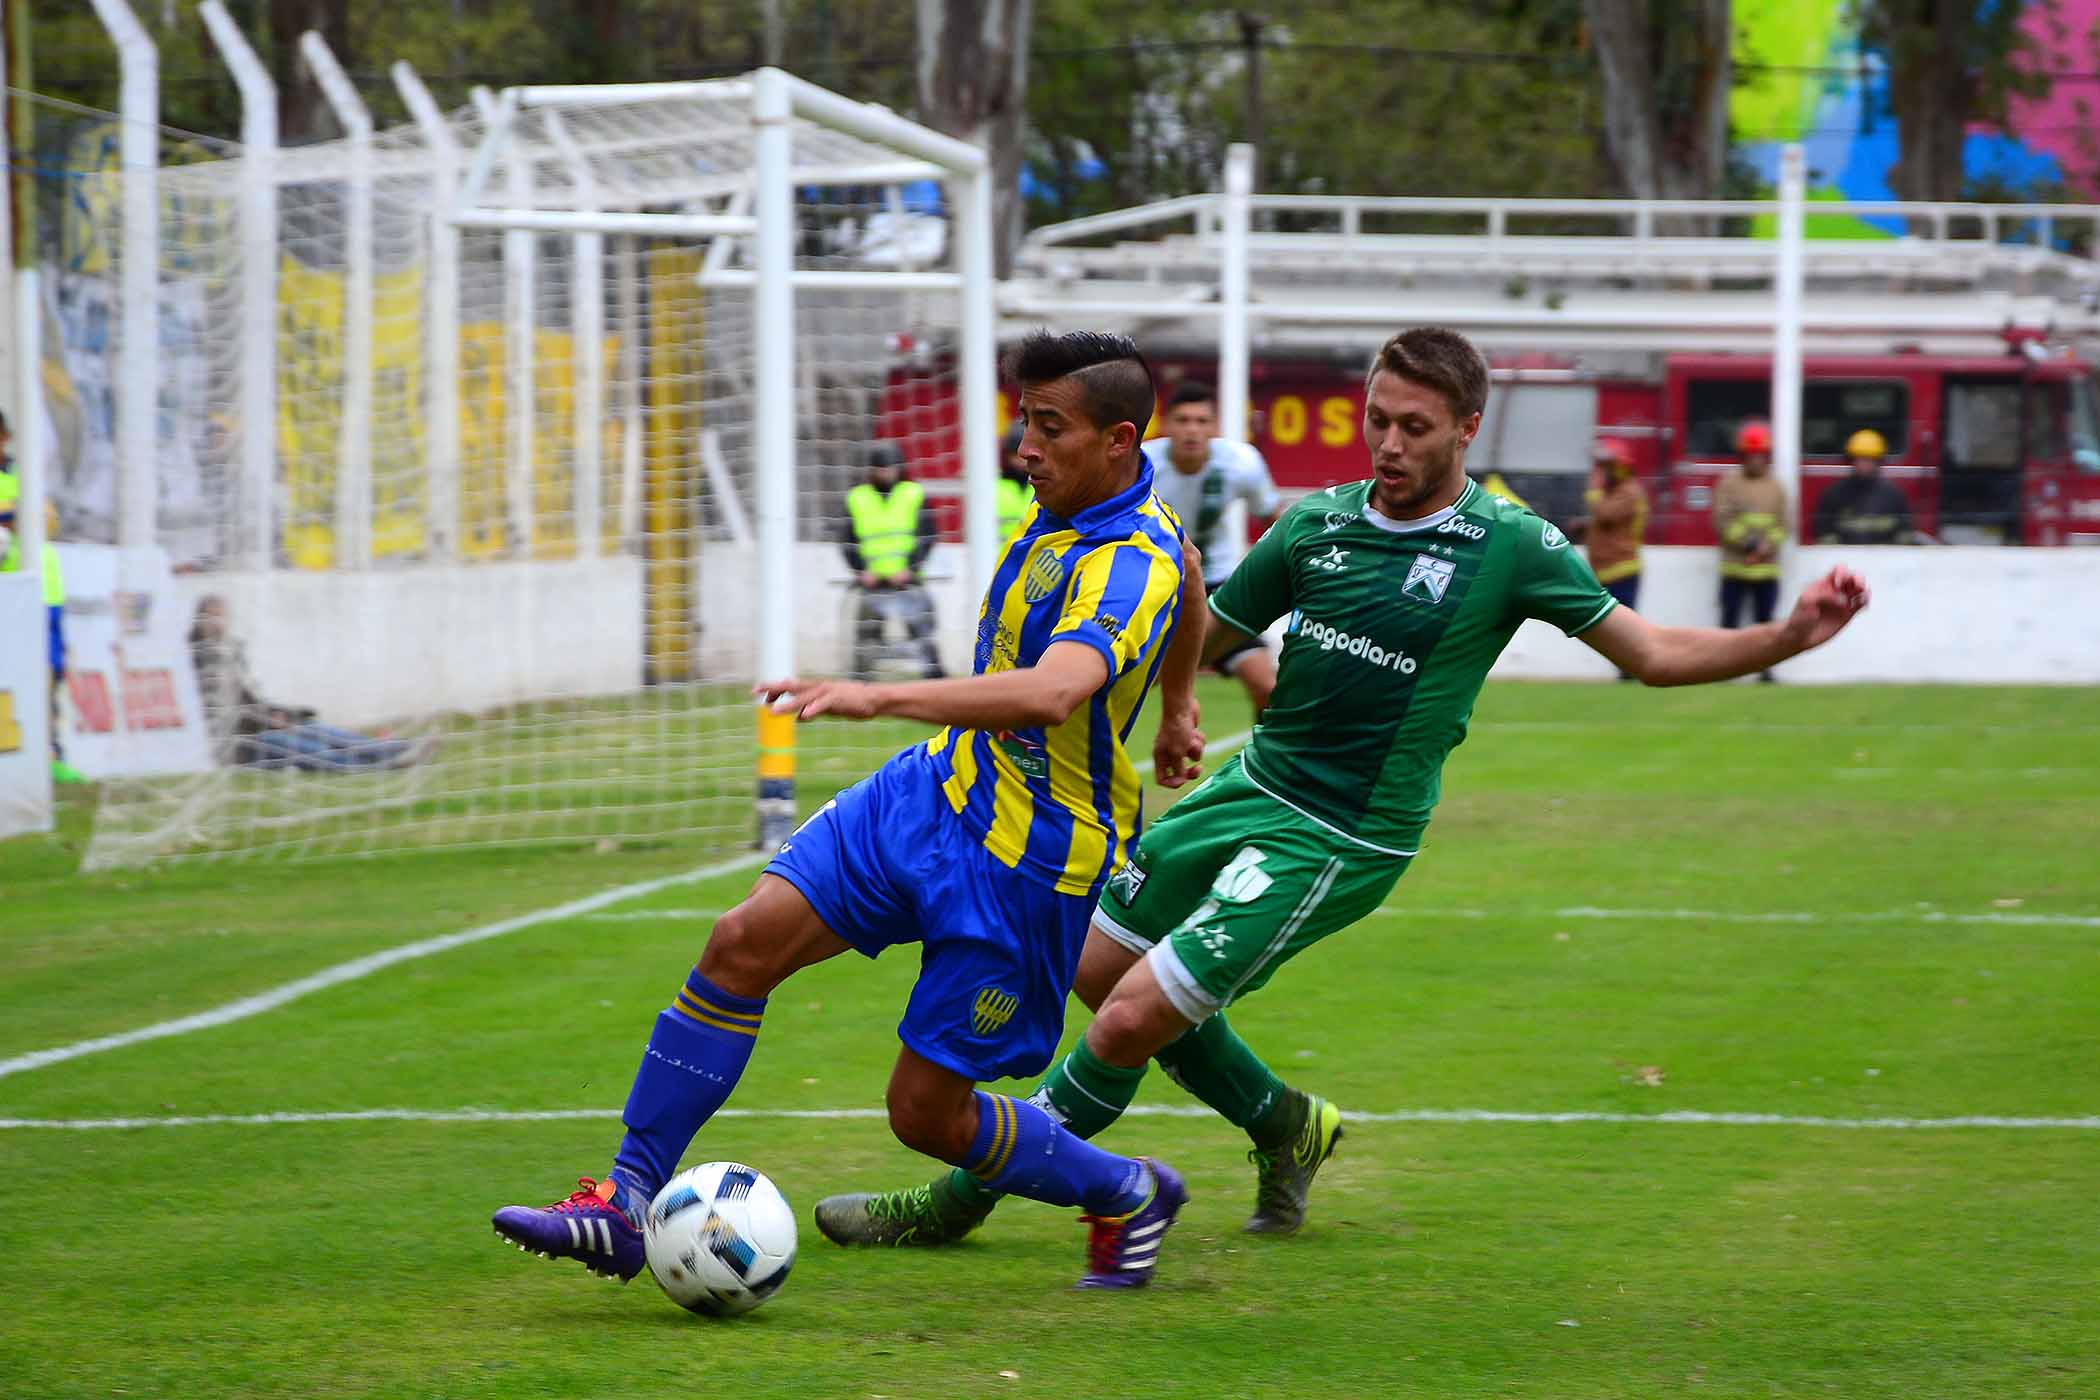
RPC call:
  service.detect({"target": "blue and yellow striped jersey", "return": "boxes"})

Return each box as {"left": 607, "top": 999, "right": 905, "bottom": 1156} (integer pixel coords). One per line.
{"left": 925, "top": 464, "right": 1186, "bottom": 897}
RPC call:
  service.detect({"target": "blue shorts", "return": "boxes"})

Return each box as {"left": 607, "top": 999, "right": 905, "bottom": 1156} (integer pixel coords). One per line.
{"left": 764, "top": 745, "right": 1095, "bottom": 1083}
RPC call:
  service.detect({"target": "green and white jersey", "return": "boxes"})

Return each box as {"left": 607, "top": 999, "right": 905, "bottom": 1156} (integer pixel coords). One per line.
{"left": 1208, "top": 477, "right": 1615, "bottom": 857}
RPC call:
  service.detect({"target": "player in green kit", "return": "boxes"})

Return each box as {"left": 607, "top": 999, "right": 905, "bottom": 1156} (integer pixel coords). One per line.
{"left": 816, "top": 327, "right": 1869, "bottom": 1255}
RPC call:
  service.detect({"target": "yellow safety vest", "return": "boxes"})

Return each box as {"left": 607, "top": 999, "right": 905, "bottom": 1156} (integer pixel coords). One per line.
{"left": 995, "top": 477, "right": 1034, "bottom": 541}
{"left": 847, "top": 479, "right": 926, "bottom": 576}
{"left": 0, "top": 473, "right": 64, "bottom": 606}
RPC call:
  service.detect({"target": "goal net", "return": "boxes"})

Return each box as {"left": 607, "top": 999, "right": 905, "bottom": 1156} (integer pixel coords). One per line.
{"left": 68, "top": 71, "right": 997, "bottom": 868}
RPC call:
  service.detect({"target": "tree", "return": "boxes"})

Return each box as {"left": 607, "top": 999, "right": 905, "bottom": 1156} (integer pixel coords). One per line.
{"left": 1854, "top": 0, "right": 2049, "bottom": 203}
{"left": 1582, "top": 0, "right": 1731, "bottom": 202}
{"left": 915, "top": 0, "right": 1032, "bottom": 275}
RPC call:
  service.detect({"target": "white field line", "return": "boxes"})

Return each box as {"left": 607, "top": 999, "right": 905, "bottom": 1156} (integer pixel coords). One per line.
{"left": 3, "top": 1104, "right": 2097, "bottom": 1133}
{"left": 0, "top": 729, "right": 1254, "bottom": 1084}
{"left": 1375, "top": 906, "right": 2100, "bottom": 929}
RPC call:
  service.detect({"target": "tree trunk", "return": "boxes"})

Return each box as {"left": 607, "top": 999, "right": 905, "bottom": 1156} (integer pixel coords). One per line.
{"left": 268, "top": 0, "right": 350, "bottom": 145}
{"left": 1584, "top": 0, "right": 1731, "bottom": 217}
{"left": 915, "top": 0, "right": 1032, "bottom": 277}
{"left": 1883, "top": 0, "right": 1972, "bottom": 202}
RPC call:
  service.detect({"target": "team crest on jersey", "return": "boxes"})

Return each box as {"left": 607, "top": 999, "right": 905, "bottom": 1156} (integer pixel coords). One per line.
{"left": 971, "top": 986, "right": 1021, "bottom": 1036}
{"left": 1022, "top": 548, "right": 1067, "bottom": 604}
{"left": 1541, "top": 522, "right": 1570, "bottom": 550}
{"left": 1403, "top": 554, "right": 1456, "bottom": 604}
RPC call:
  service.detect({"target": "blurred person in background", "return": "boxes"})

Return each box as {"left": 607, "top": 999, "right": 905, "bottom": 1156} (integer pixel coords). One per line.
{"left": 1141, "top": 380, "right": 1282, "bottom": 718}
{"left": 188, "top": 595, "right": 427, "bottom": 772}
{"left": 1579, "top": 437, "right": 1647, "bottom": 680}
{"left": 1715, "top": 419, "right": 1788, "bottom": 682}
{"left": 1813, "top": 429, "right": 1916, "bottom": 545}
{"left": 0, "top": 411, "right": 83, "bottom": 784}
{"left": 996, "top": 422, "right": 1035, "bottom": 542}
{"left": 842, "top": 440, "right": 946, "bottom": 680}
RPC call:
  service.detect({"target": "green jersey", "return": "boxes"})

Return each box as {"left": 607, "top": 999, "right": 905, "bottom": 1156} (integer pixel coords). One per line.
{"left": 1208, "top": 477, "right": 1615, "bottom": 856}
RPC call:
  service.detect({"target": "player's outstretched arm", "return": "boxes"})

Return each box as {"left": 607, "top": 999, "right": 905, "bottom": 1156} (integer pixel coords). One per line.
{"left": 755, "top": 640, "right": 1109, "bottom": 728}
{"left": 1581, "top": 566, "right": 1870, "bottom": 686}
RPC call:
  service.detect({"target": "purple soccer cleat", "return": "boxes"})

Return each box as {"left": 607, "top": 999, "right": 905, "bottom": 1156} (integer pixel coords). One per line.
{"left": 491, "top": 1176, "right": 648, "bottom": 1282}
{"left": 1076, "top": 1158, "right": 1188, "bottom": 1290}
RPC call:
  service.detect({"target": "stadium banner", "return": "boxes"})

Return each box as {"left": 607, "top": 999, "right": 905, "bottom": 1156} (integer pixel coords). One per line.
{"left": 55, "top": 544, "right": 213, "bottom": 779}
{"left": 0, "top": 571, "right": 55, "bottom": 839}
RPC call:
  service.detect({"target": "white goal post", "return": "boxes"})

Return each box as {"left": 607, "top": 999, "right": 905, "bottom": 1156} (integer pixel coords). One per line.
{"left": 452, "top": 69, "right": 999, "bottom": 846}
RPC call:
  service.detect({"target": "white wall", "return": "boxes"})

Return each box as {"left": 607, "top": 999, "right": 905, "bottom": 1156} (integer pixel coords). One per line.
{"left": 1494, "top": 546, "right": 2100, "bottom": 684}
{"left": 176, "top": 556, "right": 646, "bottom": 727}
{"left": 0, "top": 572, "right": 54, "bottom": 838}
{"left": 699, "top": 541, "right": 974, "bottom": 679}
{"left": 699, "top": 542, "right": 2100, "bottom": 686}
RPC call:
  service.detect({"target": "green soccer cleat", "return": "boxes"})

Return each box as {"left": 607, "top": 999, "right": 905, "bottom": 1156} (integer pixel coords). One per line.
{"left": 1244, "top": 1091, "right": 1344, "bottom": 1235}
{"left": 50, "top": 759, "right": 87, "bottom": 785}
{"left": 813, "top": 1178, "right": 995, "bottom": 1247}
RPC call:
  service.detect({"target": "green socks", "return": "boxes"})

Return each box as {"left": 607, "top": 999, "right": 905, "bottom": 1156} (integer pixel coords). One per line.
{"left": 1156, "top": 1012, "right": 1291, "bottom": 1143}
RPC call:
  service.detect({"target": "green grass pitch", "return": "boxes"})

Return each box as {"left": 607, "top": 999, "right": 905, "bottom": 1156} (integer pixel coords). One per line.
{"left": 3, "top": 679, "right": 2096, "bottom": 1398}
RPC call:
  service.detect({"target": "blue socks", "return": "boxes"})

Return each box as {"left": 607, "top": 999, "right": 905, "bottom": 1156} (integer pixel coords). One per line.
{"left": 610, "top": 969, "right": 767, "bottom": 1200}
{"left": 961, "top": 1090, "right": 1149, "bottom": 1215}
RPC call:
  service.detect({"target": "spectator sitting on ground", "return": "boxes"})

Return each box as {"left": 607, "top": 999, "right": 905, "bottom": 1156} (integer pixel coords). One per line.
{"left": 187, "top": 595, "right": 432, "bottom": 772}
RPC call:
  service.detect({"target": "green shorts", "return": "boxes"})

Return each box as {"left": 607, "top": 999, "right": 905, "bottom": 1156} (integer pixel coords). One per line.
{"left": 1095, "top": 755, "right": 1411, "bottom": 1021}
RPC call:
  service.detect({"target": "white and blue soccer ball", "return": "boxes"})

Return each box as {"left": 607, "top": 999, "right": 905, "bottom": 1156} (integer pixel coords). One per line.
{"left": 644, "top": 1161, "right": 797, "bottom": 1317}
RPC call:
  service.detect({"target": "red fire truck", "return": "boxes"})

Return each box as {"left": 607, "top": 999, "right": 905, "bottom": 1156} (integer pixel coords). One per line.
{"left": 1157, "top": 342, "right": 2100, "bottom": 547}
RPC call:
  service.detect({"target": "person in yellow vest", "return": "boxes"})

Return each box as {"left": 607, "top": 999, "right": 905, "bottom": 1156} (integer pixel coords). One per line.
{"left": 0, "top": 411, "right": 84, "bottom": 783}
{"left": 1475, "top": 467, "right": 1528, "bottom": 509}
{"left": 995, "top": 424, "right": 1035, "bottom": 543}
{"left": 842, "top": 440, "right": 945, "bottom": 680}
{"left": 1714, "top": 419, "right": 1789, "bottom": 682}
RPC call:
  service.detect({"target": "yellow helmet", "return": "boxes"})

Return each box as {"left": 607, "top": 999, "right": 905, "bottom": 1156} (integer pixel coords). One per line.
{"left": 1844, "top": 428, "right": 1887, "bottom": 459}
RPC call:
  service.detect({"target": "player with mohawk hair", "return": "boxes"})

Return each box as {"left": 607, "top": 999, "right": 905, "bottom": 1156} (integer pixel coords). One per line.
{"left": 491, "top": 329, "right": 1213, "bottom": 1290}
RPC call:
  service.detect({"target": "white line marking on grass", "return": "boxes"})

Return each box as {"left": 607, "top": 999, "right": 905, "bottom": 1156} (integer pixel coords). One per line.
{"left": 0, "top": 730, "right": 1255, "bottom": 1085}
{"left": 0, "top": 850, "right": 774, "bottom": 1083}
{"left": 580, "top": 909, "right": 726, "bottom": 923}
{"left": 4, "top": 1104, "right": 2096, "bottom": 1132}
{"left": 1376, "top": 905, "right": 2100, "bottom": 929}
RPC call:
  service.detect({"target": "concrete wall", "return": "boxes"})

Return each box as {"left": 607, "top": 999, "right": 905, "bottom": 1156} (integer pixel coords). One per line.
{"left": 702, "top": 543, "right": 2100, "bottom": 686}
{"left": 177, "top": 556, "right": 646, "bottom": 727}
{"left": 1495, "top": 546, "right": 2100, "bottom": 684}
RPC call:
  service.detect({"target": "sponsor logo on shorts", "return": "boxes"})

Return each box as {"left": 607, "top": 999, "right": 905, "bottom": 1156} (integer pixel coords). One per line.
{"left": 1211, "top": 846, "right": 1275, "bottom": 904}
{"left": 1287, "top": 613, "right": 1419, "bottom": 674}
{"left": 1106, "top": 858, "right": 1148, "bottom": 905}
{"left": 971, "top": 986, "right": 1021, "bottom": 1037}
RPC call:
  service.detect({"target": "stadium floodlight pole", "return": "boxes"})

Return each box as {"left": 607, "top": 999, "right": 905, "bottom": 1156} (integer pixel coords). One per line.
{"left": 300, "top": 30, "right": 372, "bottom": 570}
{"left": 1773, "top": 142, "right": 1807, "bottom": 519}
{"left": 11, "top": 261, "right": 50, "bottom": 825}
{"left": 952, "top": 161, "right": 999, "bottom": 611}
{"left": 1219, "top": 142, "right": 1253, "bottom": 443}
{"left": 13, "top": 265, "right": 45, "bottom": 611}
{"left": 86, "top": 0, "right": 159, "bottom": 551}
{"left": 544, "top": 107, "right": 603, "bottom": 560}
{"left": 393, "top": 61, "right": 461, "bottom": 562}
{"left": 199, "top": 0, "right": 277, "bottom": 573}
{"left": 751, "top": 67, "right": 799, "bottom": 849}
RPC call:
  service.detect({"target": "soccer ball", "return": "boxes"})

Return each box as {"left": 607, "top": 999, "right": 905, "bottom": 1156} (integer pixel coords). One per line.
{"left": 643, "top": 1162, "right": 797, "bottom": 1317}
